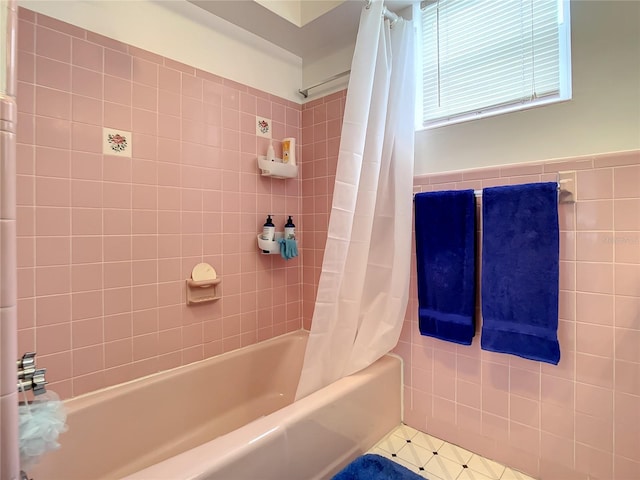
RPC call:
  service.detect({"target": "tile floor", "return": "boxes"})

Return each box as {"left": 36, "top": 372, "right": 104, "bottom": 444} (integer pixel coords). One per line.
{"left": 368, "top": 424, "right": 537, "bottom": 480}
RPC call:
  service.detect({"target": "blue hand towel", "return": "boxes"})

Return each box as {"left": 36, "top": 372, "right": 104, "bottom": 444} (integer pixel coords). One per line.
{"left": 278, "top": 238, "right": 298, "bottom": 260}
{"left": 332, "top": 454, "right": 425, "bottom": 480}
{"left": 481, "top": 182, "right": 560, "bottom": 364}
{"left": 415, "top": 190, "right": 476, "bottom": 345}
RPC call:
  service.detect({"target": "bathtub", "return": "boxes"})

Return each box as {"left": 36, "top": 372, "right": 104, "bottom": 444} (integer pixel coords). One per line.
{"left": 30, "top": 330, "right": 402, "bottom": 480}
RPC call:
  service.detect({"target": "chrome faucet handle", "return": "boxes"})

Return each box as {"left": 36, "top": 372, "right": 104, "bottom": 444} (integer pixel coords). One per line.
{"left": 17, "top": 352, "right": 37, "bottom": 379}
{"left": 31, "top": 368, "right": 48, "bottom": 395}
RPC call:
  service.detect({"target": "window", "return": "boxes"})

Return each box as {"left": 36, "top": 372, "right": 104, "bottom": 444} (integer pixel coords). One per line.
{"left": 419, "top": 0, "right": 571, "bottom": 128}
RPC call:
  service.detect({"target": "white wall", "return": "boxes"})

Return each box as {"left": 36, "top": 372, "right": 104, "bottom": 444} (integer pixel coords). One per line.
{"left": 19, "top": 0, "right": 303, "bottom": 102}
{"left": 415, "top": 0, "right": 640, "bottom": 174}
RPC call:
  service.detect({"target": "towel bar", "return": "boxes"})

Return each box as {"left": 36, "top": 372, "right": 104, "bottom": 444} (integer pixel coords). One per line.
{"left": 413, "top": 172, "right": 576, "bottom": 204}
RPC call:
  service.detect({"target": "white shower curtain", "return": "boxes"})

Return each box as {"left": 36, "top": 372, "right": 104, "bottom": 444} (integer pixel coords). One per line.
{"left": 296, "top": 0, "right": 415, "bottom": 400}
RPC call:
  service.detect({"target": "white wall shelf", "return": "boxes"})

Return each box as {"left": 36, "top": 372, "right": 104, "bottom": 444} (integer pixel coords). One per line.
{"left": 257, "top": 156, "right": 298, "bottom": 179}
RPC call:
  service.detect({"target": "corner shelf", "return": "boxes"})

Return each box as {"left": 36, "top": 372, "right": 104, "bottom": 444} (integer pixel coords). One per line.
{"left": 186, "top": 278, "right": 221, "bottom": 305}
{"left": 257, "top": 156, "right": 298, "bottom": 179}
{"left": 257, "top": 232, "right": 298, "bottom": 255}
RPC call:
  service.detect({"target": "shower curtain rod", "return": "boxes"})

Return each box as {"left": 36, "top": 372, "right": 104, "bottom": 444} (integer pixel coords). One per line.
{"left": 297, "top": 2, "right": 404, "bottom": 98}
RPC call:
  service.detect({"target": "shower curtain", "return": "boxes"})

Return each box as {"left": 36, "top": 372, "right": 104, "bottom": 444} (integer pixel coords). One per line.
{"left": 296, "top": 0, "right": 415, "bottom": 400}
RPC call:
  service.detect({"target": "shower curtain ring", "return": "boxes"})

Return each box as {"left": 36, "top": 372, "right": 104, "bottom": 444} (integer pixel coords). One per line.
{"left": 364, "top": 0, "right": 372, "bottom": 9}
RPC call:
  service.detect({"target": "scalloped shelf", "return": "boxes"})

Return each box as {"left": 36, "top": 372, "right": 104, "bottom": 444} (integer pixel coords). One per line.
{"left": 257, "top": 156, "right": 298, "bottom": 179}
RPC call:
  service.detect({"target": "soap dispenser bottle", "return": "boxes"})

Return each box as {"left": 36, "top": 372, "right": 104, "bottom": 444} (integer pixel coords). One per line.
{"left": 262, "top": 215, "right": 275, "bottom": 241}
{"left": 284, "top": 216, "right": 295, "bottom": 239}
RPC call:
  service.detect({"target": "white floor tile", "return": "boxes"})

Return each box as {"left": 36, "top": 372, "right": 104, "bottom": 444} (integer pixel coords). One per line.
{"left": 467, "top": 454, "right": 506, "bottom": 479}
{"left": 500, "top": 467, "right": 537, "bottom": 480}
{"left": 458, "top": 467, "right": 497, "bottom": 480}
{"left": 438, "top": 441, "right": 474, "bottom": 465}
{"left": 412, "top": 431, "right": 445, "bottom": 452}
{"left": 368, "top": 447, "right": 393, "bottom": 459}
{"left": 376, "top": 432, "right": 410, "bottom": 454}
{"left": 423, "top": 454, "right": 464, "bottom": 480}
{"left": 392, "top": 423, "right": 420, "bottom": 440}
{"left": 396, "top": 442, "right": 435, "bottom": 467}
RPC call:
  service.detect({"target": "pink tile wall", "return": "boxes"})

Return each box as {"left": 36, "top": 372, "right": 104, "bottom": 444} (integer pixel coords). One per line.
{"left": 303, "top": 90, "right": 639, "bottom": 479}
{"left": 404, "top": 152, "right": 640, "bottom": 479}
{"left": 15, "top": 8, "right": 302, "bottom": 399}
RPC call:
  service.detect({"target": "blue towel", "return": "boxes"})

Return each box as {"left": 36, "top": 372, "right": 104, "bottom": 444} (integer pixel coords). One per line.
{"left": 481, "top": 182, "right": 560, "bottom": 364}
{"left": 415, "top": 190, "right": 476, "bottom": 345}
{"left": 332, "top": 454, "right": 425, "bottom": 480}
{"left": 277, "top": 238, "right": 298, "bottom": 260}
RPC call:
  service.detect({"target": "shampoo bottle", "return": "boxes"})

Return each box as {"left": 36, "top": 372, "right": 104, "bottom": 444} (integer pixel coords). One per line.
{"left": 262, "top": 215, "right": 275, "bottom": 241}
{"left": 266, "top": 142, "right": 275, "bottom": 162}
{"left": 284, "top": 216, "right": 295, "bottom": 239}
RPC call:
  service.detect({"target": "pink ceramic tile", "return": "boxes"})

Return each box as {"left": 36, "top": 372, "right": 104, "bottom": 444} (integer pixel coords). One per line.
{"left": 72, "top": 38, "right": 103, "bottom": 72}
{"left": 182, "top": 74, "right": 203, "bottom": 100}
{"left": 613, "top": 164, "right": 640, "bottom": 198}
{"left": 158, "top": 66, "right": 181, "bottom": 92}
{"left": 103, "top": 102, "right": 131, "bottom": 131}
{"left": 34, "top": 294, "right": 70, "bottom": 326}
{"left": 540, "top": 402, "right": 574, "bottom": 438}
{"left": 615, "top": 359, "right": 640, "bottom": 396}
{"left": 71, "top": 263, "right": 102, "bottom": 292}
{"left": 71, "top": 290, "right": 103, "bottom": 321}
{"left": 615, "top": 295, "right": 640, "bottom": 330}
{"left": 102, "top": 312, "right": 131, "bottom": 347}
{"left": 104, "top": 338, "right": 133, "bottom": 368}
{"left": 614, "top": 199, "right": 640, "bottom": 231}
{"left": 71, "top": 122, "right": 101, "bottom": 153}
{"left": 576, "top": 352, "right": 613, "bottom": 389}
{"left": 71, "top": 66, "right": 101, "bottom": 98}
{"left": 36, "top": 56, "right": 71, "bottom": 91}
{"left": 576, "top": 168, "right": 613, "bottom": 200}
{"left": 575, "top": 382, "right": 613, "bottom": 418}
{"left": 614, "top": 263, "right": 640, "bottom": 296}
{"left": 104, "top": 75, "right": 131, "bottom": 105}
{"left": 71, "top": 208, "right": 102, "bottom": 238}
{"left": 576, "top": 200, "right": 613, "bottom": 231}
{"left": 576, "top": 322, "right": 614, "bottom": 357}
{"left": 36, "top": 13, "right": 84, "bottom": 38}
{"left": 35, "top": 236, "right": 70, "bottom": 266}
{"left": 132, "top": 284, "right": 157, "bottom": 311}
{"left": 132, "top": 58, "right": 158, "bottom": 87}
{"left": 35, "top": 116, "right": 70, "bottom": 149}
{"left": 36, "top": 322, "right": 71, "bottom": 355}
{"left": 36, "top": 25, "right": 71, "bottom": 62}
{"left": 35, "top": 86, "right": 70, "bottom": 120}
{"left": 103, "top": 182, "right": 131, "bottom": 209}
{"left": 71, "top": 180, "right": 102, "bottom": 208}
{"left": 103, "top": 261, "right": 131, "bottom": 290}
{"left": 104, "top": 48, "right": 131, "bottom": 79}
{"left": 576, "top": 292, "right": 613, "bottom": 326}
{"left": 132, "top": 108, "right": 157, "bottom": 136}
{"left": 575, "top": 232, "right": 613, "bottom": 262}
{"left": 576, "top": 262, "right": 613, "bottom": 294}
{"left": 71, "top": 94, "right": 102, "bottom": 126}
{"left": 35, "top": 265, "right": 71, "bottom": 296}
{"left": 35, "top": 176, "right": 69, "bottom": 207}
{"left": 132, "top": 83, "right": 157, "bottom": 111}
{"left": 35, "top": 146, "right": 70, "bottom": 178}
{"left": 72, "top": 344, "right": 104, "bottom": 376}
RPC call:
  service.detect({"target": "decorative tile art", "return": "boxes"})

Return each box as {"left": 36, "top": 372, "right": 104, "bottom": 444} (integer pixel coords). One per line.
{"left": 103, "top": 128, "right": 132, "bottom": 157}
{"left": 256, "top": 117, "right": 272, "bottom": 138}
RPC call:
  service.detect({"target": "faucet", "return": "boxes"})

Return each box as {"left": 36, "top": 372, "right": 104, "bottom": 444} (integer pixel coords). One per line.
{"left": 17, "top": 352, "right": 47, "bottom": 396}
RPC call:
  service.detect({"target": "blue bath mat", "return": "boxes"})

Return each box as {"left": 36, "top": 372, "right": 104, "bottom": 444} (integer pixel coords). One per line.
{"left": 332, "top": 453, "right": 426, "bottom": 480}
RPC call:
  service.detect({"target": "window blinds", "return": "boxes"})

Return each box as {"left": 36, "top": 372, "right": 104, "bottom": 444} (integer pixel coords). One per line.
{"left": 421, "top": 0, "right": 565, "bottom": 126}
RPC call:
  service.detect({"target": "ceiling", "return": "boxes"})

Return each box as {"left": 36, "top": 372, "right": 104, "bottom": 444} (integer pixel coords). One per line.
{"left": 187, "top": 0, "right": 414, "bottom": 61}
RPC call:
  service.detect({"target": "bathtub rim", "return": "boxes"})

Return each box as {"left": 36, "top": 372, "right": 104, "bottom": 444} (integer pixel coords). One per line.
{"left": 61, "top": 329, "right": 308, "bottom": 411}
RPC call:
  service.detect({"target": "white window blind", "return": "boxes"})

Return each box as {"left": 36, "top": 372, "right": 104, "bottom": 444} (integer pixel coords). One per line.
{"left": 421, "top": 0, "right": 571, "bottom": 127}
